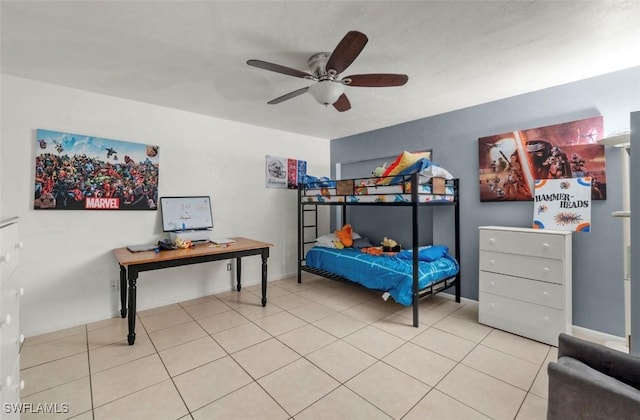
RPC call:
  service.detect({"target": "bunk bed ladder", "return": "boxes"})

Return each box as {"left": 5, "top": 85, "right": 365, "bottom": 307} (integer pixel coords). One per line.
{"left": 298, "top": 185, "right": 318, "bottom": 283}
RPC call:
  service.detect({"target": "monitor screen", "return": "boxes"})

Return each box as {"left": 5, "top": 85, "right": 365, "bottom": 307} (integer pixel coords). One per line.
{"left": 160, "top": 196, "right": 213, "bottom": 232}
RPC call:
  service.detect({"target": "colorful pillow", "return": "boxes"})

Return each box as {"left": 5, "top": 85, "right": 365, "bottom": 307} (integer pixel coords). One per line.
{"left": 381, "top": 153, "right": 405, "bottom": 177}
{"left": 380, "top": 151, "right": 432, "bottom": 184}
{"left": 384, "top": 158, "right": 432, "bottom": 186}
{"left": 397, "top": 245, "right": 449, "bottom": 262}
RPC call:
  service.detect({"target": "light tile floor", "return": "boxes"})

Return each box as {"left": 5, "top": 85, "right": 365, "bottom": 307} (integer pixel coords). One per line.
{"left": 20, "top": 274, "right": 556, "bottom": 419}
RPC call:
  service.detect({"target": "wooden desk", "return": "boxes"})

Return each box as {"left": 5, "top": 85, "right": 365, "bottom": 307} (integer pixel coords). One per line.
{"left": 113, "top": 237, "right": 272, "bottom": 345}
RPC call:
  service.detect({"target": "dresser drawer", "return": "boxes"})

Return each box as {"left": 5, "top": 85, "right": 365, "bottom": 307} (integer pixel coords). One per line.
{"left": 479, "top": 250, "right": 565, "bottom": 284}
{"left": 479, "top": 292, "right": 568, "bottom": 346}
{"left": 0, "top": 355, "right": 21, "bottom": 420}
{"left": 1, "top": 222, "right": 20, "bottom": 283}
{"left": 0, "top": 275, "right": 21, "bottom": 382}
{"left": 479, "top": 271, "right": 564, "bottom": 309}
{"left": 479, "top": 228, "right": 566, "bottom": 259}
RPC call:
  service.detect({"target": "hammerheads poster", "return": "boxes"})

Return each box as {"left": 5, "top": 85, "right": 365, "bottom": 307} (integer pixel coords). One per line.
{"left": 478, "top": 116, "right": 605, "bottom": 202}
{"left": 34, "top": 129, "right": 160, "bottom": 210}
{"left": 533, "top": 177, "right": 592, "bottom": 232}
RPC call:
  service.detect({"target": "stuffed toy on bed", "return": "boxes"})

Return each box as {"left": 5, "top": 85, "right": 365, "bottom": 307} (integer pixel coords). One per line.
{"left": 381, "top": 237, "right": 401, "bottom": 252}
{"left": 372, "top": 162, "right": 387, "bottom": 177}
{"left": 335, "top": 224, "right": 354, "bottom": 247}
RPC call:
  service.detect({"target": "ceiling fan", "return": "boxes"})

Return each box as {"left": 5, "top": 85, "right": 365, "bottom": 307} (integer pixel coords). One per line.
{"left": 247, "top": 31, "right": 408, "bottom": 112}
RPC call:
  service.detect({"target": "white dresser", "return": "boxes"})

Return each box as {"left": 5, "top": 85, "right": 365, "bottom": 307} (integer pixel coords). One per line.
{"left": 478, "top": 226, "right": 572, "bottom": 346}
{"left": 1, "top": 217, "right": 24, "bottom": 418}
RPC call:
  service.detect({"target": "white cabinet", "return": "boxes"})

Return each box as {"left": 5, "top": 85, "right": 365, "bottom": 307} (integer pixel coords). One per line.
{"left": 1, "top": 217, "right": 24, "bottom": 418}
{"left": 478, "top": 226, "right": 572, "bottom": 346}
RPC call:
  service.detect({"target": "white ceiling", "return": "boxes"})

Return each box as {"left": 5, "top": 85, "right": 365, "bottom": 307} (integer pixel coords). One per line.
{"left": 2, "top": 1, "right": 639, "bottom": 140}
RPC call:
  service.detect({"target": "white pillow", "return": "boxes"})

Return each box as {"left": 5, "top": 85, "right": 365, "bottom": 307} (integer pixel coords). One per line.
{"left": 315, "top": 231, "right": 361, "bottom": 248}
{"left": 315, "top": 234, "right": 338, "bottom": 248}
{"left": 420, "top": 165, "right": 454, "bottom": 180}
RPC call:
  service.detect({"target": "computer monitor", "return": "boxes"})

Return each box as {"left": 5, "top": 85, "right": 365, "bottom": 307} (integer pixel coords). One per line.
{"left": 159, "top": 196, "right": 213, "bottom": 232}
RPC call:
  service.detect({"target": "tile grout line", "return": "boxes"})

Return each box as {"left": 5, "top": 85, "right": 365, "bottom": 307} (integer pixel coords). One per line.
{"left": 84, "top": 324, "right": 96, "bottom": 420}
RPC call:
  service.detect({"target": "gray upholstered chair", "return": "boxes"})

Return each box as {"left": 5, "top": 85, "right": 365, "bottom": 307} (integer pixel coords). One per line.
{"left": 547, "top": 333, "right": 640, "bottom": 419}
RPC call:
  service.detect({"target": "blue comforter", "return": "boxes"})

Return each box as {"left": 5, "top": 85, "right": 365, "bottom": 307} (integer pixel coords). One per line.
{"left": 304, "top": 246, "right": 459, "bottom": 306}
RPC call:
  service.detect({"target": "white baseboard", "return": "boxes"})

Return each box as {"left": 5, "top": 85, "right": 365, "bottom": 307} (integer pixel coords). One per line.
{"left": 121, "top": 271, "right": 297, "bottom": 316}
{"left": 25, "top": 273, "right": 297, "bottom": 339}
{"left": 435, "top": 290, "right": 477, "bottom": 305}
{"left": 26, "top": 272, "right": 626, "bottom": 347}
{"left": 572, "top": 325, "right": 625, "bottom": 345}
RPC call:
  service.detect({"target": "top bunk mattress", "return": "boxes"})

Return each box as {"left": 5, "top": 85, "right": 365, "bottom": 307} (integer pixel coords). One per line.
{"left": 301, "top": 175, "right": 457, "bottom": 204}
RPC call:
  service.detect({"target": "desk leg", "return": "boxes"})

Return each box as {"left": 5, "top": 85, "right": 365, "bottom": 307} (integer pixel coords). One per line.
{"left": 261, "top": 251, "right": 268, "bottom": 307}
{"left": 119, "top": 265, "right": 127, "bottom": 318}
{"left": 236, "top": 257, "right": 242, "bottom": 291}
{"left": 127, "top": 271, "right": 138, "bottom": 345}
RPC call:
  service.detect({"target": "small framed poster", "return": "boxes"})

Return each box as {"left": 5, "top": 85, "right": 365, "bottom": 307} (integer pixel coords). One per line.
{"left": 265, "top": 155, "right": 307, "bottom": 189}
{"left": 533, "top": 177, "right": 592, "bottom": 232}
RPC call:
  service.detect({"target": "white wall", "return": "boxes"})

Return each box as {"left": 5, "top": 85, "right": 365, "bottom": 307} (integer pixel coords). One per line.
{"left": 0, "top": 75, "right": 330, "bottom": 337}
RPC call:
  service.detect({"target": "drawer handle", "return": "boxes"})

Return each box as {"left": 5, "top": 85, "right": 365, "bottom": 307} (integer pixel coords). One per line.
{"left": 489, "top": 280, "right": 495, "bottom": 287}
{"left": 542, "top": 243, "right": 550, "bottom": 249}
{"left": 17, "top": 288, "right": 24, "bottom": 297}
{"left": 15, "top": 241, "right": 24, "bottom": 250}
{"left": 489, "top": 238, "right": 495, "bottom": 244}
{"left": 543, "top": 316, "right": 550, "bottom": 322}
{"left": 543, "top": 267, "right": 550, "bottom": 274}
{"left": 543, "top": 291, "right": 550, "bottom": 297}
{"left": 4, "top": 376, "right": 12, "bottom": 388}
{"left": 489, "top": 259, "right": 495, "bottom": 266}
{"left": 490, "top": 303, "right": 495, "bottom": 308}
{"left": 2, "top": 314, "right": 12, "bottom": 326}
{"left": 0, "top": 253, "right": 10, "bottom": 264}
{"left": 14, "top": 380, "right": 25, "bottom": 391}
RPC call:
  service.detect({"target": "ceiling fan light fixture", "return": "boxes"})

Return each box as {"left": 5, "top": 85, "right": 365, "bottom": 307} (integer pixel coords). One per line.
{"left": 248, "top": 31, "right": 406, "bottom": 111}
{"left": 308, "top": 81, "right": 344, "bottom": 105}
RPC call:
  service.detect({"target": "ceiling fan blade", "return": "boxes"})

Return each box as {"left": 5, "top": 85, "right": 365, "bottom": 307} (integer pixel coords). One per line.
{"left": 267, "top": 87, "right": 309, "bottom": 104}
{"left": 326, "top": 31, "right": 368, "bottom": 75}
{"left": 343, "top": 74, "right": 409, "bottom": 87}
{"left": 247, "top": 59, "right": 313, "bottom": 79}
{"left": 333, "top": 94, "right": 351, "bottom": 112}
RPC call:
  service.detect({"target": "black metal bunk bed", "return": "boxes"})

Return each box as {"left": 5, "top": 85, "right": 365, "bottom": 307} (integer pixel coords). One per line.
{"left": 297, "top": 173, "right": 460, "bottom": 327}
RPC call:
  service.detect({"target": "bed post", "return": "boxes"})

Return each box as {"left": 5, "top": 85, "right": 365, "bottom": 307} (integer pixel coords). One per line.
{"left": 411, "top": 173, "right": 420, "bottom": 327}
{"left": 341, "top": 203, "right": 347, "bottom": 227}
{"left": 298, "top": 184, "right": 303, "bottom": 284}
{"left": 454, "top": 179, "right": 461, "bottom": 302}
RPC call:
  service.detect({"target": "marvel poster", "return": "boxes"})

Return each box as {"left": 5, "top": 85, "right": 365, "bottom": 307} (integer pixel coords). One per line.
{"left": 478, "top": 116, "right": 605, "bottom": 202}
{"left": 34, "top": 129, "right": 159, "bottom": 210}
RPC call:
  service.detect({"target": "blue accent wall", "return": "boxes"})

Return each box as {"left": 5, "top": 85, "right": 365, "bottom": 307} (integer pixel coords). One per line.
{"left": 331, "top": 66, "right": 640, "bottom": 337}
